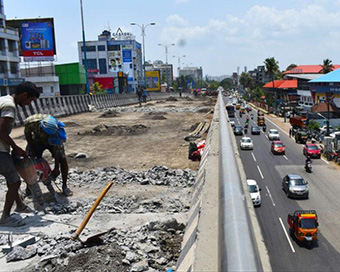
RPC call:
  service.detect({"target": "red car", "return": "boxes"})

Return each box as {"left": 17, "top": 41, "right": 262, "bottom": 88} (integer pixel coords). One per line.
{"left": 303, "top": 144, "right": 321, "bottom": 159}
{"left": 271, "top": 141, "right": 285, "bottom": 155}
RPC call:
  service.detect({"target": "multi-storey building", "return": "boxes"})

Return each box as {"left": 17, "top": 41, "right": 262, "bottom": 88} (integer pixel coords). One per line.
{"left": 78, "top": 29, "right": 142, "bottom": 93}
{"left": 179, "top": 66, "right": 203, "bottom": 81}
{"left": 0, "top": 0, "right": 24, "bottom": 96}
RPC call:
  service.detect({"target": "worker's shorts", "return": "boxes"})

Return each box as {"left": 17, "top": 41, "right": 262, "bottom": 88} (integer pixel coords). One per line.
{"left": 27, "top": 143, "right": 66, "bottom": 160}
{"left": 0, "top": 152, "right": 20, "bottom": 184}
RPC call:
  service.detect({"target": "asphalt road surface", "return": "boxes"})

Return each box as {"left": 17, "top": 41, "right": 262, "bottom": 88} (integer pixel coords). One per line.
{"left": 229, "top": 103, "right": 340, "bottom": 271}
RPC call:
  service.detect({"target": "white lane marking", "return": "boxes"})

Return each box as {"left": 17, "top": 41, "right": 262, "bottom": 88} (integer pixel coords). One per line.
{"left": 251, "top": 152, "right": 257, "bottom": 162}
{"left": 257, "top": 165, "right": 264, "bottom": 179}
{"left": 283, "top": 155, "right": 288, "bottom": 160}
{"left": 265, "top": 135, "right": 269, "bottom": 140}
{"left": 265, "top": 117, "right": 290, "bottom": 137}
{"left": 321, "top": 157, "right": 330, "bottom": 164}
{"left": 266, "top": 186, "right": 276, "bottom": 206}
{"left": 279, "top": 217, "right": 296, "bottom": 253}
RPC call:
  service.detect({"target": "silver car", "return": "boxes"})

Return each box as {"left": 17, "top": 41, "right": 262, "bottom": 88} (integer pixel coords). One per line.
{"left": 282, "top": 174, "right": 309, "bottom": 199}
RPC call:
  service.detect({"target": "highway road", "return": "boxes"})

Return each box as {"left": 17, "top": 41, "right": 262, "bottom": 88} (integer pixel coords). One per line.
{"left": 226, "top": 100, "right": 340, "bottom": 271}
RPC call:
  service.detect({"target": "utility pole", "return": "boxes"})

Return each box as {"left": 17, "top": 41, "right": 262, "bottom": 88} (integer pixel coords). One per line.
{"left": 80, "top": 0, "right": 89, "bottom": 94}
{"left": 158, "top": 43, "right": 175, "bottom": 92}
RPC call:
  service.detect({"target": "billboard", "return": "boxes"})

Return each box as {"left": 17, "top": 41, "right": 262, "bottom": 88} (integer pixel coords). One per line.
{"left": 6, "top": 18, "right": 56, "bottom": 62}
{"left": 145, "top": 71, "right": 160, "bottom": 91}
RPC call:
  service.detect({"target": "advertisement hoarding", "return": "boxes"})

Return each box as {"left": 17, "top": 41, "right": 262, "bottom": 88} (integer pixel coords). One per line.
{"left": 6, "top": 18, "right": 56, "bottom": 62}
{"left": 145, "top": 71, "right": 160, "bottom": 91}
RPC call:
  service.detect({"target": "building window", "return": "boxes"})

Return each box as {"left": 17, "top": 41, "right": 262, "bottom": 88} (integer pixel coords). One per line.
{"left": 50, "top": 86, "right": 54, "bottom": 93}
{"left": 0, "top": 61, "right": 6, "bottom": 73}
{"left": 107, "top": 44, "right": 120, "bottom": 51}
{"left": 10, "top": 62, "right": 17, "bottom": 74}
{"left": 98, "top": 45, "right": 106, "bottom": 51}
{"left": 81, "top": 45, "right": 96, "bottom": 52}
{"left": 37, "top": 86, "right": 43, "bottom": 94}
{"left": 99, "top": 59, "right": 107, "bottom": 74}
{"left": 84, "top": 59, "right": 97, "bottom": 70}
{"left": 8, "top": 40, "right": 16, "bottom": 52}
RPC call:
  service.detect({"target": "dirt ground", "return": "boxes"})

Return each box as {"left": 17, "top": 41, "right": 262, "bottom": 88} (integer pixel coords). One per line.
{"left": 2, "top": 95, "right": 216, "bottom": 272}
{"left": 12, "top": 95, "right": 215, "bottom": 171}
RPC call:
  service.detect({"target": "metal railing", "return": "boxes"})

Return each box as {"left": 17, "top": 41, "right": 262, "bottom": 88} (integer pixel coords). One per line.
{"left": 219, "top": 94, "right": 262, "bottom": 271}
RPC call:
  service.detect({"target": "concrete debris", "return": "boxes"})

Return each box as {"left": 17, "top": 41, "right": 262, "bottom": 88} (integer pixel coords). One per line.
{"left": 23, "top": 218, "right": 184, "bottom": 271}
{"left": 6, "top": 245, "right": 36, "bottom": 262}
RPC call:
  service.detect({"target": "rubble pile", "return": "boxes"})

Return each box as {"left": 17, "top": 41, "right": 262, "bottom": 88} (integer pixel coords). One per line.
{"left": 21, "top": 218, "right": 184, "bottom": 272}
{"left": 99, "top": 105, "right": 212, "bottom": 114}
{"left": 67, "top": 166, "right": 196, "bottom": 188}
{"left": 78, "top": 124, "right": 149, "bottom": 136}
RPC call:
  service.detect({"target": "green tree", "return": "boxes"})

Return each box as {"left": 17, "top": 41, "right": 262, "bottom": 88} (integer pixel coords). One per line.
{"left": 90, "top": 82, "right": 105, "bottom": 95}
{"left": 220, "top": 78, "right": 233, "bottom": 90}
{"left": 285, "top": 63, "right": 297, "bottom": 71}
{"left": 161, "top": 73, "right": 167, "bottom": 84}
{"left": 320, "top": 58, "right": 334, "bottom": 74}
{"left": 264, "top": 57, "right": 280, "bottom": 108}
{"left": 239, "top": 72, "right": 253, "bottom": 89}
{"left": 307, "top": 120, "right": 320, "bottom": 131}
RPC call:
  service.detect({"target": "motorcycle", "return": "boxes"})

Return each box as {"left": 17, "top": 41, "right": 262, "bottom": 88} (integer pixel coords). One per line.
{"left": 305, "top": 161, "right": 312, "bottom": 173}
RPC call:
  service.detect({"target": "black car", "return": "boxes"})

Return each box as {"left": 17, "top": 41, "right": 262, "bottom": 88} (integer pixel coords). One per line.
{"left": 251, "top": 125, "right": 261, "bottom": 135}
{"left": 234, "top": 125, "right": 243, "bottom": 136}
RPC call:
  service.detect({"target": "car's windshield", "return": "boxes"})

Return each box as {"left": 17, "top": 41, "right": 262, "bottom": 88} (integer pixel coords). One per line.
{"left": 275, "top": 143, "right": 284, "bottom": 147}
{"left": 307, "top": 145, "right": 319, "bottom": 150}
{"left": 252, "top": 126, "right": 260, "bottom": 130}
{"left": 270, "top": 130, "right": 278, "bottom": 134}
{"left": 248, "top": 185, "right": 258, "bottom": 193}
{"left": 300, "top": 218, "right": 317, "bottom": 229}
{"left": 242, "top": 139, "right": 252, "bottom": 143}
{"left": 291, "top": 178, "right": 305, "bottom": 186}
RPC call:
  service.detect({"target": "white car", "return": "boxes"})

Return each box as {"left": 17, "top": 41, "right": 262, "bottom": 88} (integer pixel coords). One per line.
{"left": 247, "top": 179, "right": 261, "bottom": 206}
{"left": 330, "top": 131, "right": 340, "bottom": 139}
{"left": 240, "top": 137, "right": 253, "bottom": 150}
{"left": 320, "top": 125, "right": 335, "bottom": 135}
{"left": 268, "top": 129, "right": 280, "bottom": 140}
{"left": 230, "top": 118, "right": 235, "bottom": 127}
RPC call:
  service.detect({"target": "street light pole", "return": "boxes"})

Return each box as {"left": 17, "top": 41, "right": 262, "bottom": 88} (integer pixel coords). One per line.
{"left": 326, "top": 94, "right": 331, "bottom": 136}
{"left": 80, "top": 0, "right": 89, "bottom": 94}
{"left": 173, "top": 55, "right": 185, "bottom": 77}
{"left": 130, "top": 22, "right": 156, "bottom": 88}
{"left": 158, "top": 43, "right": 175, "bottom": 92}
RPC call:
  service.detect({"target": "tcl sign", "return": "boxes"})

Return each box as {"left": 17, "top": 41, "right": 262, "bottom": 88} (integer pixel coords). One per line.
{"left": 33, "top": 51, "right": 44, "bottom": 56}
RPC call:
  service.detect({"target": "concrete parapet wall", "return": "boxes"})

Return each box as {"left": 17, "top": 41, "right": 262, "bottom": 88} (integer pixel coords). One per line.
{"left": 15, "top": 92, "right": 174, "bottom": 125}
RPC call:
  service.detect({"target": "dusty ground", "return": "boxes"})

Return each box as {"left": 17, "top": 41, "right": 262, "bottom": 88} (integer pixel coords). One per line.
{"left": 0, "top": 95, "right": 216, "bottom": 271}
{"left": 12, "top": 96, "right": 215, "bottom": 171}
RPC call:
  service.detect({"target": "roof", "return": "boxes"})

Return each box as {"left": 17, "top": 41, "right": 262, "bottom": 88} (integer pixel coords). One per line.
{"left": 246, "top": 179, "right": 257, "bottom": 185}
{"left": 287, "top": 174, "right": 303, "bottom": 179}
{"left": 312, "top": 102, "right": 340, "bottom": 113}
{"left": 309, "top": 68, "right": 340, "bottom": 83}
{"left": 286, "top": 74, "right": 322, "bottom": 80}
{"left": 283, "top": 65, "right": 340, "bottom": 75}
{"left": 263, "top": 79, "right": 297, "bottom": 89}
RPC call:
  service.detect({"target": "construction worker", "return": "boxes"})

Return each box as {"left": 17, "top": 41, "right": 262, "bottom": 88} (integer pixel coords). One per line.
{"left": 24, "top": 114, "right": 72, "bottom": 196}
{"left": 0, "top": 82, "right": 40, "bottom": 227}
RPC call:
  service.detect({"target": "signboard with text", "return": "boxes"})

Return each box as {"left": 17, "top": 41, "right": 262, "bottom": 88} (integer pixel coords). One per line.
{"left": 145, "top": 71, "right": 160, "bottom": 91}
{"left": 7, "top": 18, "right": 56, "bottom": 62}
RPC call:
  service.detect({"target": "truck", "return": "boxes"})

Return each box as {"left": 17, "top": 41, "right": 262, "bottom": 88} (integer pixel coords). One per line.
{"left": 226, "top": 105, "right": 235, "bottom": 118}
{"left": 288, "top": 210, "right": 318, "bottom": 247}
{"left": 289, "top": 116, "right": 307, "bottom": 129}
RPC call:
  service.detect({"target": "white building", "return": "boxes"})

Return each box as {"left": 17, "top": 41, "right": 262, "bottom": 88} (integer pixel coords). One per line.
{"left": 78, "top": 29, "right": 143, "bottom": 93}
{"left": 0, "top": 0, "right": 23, "bottom": 96}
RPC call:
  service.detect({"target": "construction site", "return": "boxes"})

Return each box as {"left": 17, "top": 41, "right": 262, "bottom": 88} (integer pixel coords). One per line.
{"left": 0, "top": 95, "right": 216, "bottom": 272}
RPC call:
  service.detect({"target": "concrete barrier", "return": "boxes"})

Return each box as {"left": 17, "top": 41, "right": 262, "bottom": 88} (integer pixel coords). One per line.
{"left": 15, "top": 92, "right": 176, "bottom": 125}
{"left": 176, "top": 93, "right": 271, "bottom": 271}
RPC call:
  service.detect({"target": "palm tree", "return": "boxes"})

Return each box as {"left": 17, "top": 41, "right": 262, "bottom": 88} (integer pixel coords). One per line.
{"left": 320, "top": 58, "right": 334, "bottom": 74}
{"left": 285, "top": 63, "right": 297, "bottom": 72}
{"left": 264, "top": 57, "right": 280, "bottom": 110}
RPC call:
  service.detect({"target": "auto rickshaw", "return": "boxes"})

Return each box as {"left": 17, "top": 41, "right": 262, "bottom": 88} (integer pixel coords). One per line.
{"left": 240, "top": 107, "right": 246, "bottom": 114}
{"left": 257, "top": 116, "right": 265, "bottom": 126}
{"left": 295, "top": 130, "right": 308, "bottom": 144}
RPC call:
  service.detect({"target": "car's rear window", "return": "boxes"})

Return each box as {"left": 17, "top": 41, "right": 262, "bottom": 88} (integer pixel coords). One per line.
{"left": 275, "top": 143, "right": 284, "bottom": 147}
{"left": 243, "top": 139, "right": 252, "bottom": 143}
{"left": 307, "top": 145, "right": 319, "bottom": 150}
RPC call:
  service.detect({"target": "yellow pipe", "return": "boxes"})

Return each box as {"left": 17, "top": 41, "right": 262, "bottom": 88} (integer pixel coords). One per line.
{"left": 71, "top": 181, "right": 113, "bottom": 241}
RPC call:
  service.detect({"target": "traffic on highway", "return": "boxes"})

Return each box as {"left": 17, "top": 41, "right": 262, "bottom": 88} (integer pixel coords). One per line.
{"left": 224, "top": 94, "right": 340, "bottom": 271}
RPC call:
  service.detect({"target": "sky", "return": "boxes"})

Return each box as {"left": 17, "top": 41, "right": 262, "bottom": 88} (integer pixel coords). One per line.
{"left": 4, "top": 0, "right": 340, "bottom": 77}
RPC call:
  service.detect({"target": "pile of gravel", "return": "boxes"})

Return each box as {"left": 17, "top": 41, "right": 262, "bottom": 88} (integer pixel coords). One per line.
{"left": 98, "top": 105, "right": 212, "bottom": 114}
